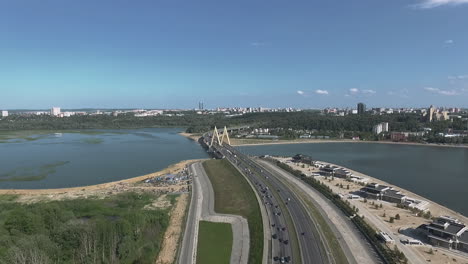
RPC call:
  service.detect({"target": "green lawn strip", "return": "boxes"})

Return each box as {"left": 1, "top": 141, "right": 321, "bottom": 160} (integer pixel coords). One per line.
{"left": 196, "top": 221, "right": 233, "bottom": 264}
{"left": 203, "top": 159, "right": 264, "bottom": 264}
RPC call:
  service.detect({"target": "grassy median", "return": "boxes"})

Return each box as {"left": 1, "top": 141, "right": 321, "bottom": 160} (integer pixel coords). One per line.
{"left": 203, "top": 159, "right": 264, "bottom": 264}
{"left": 196, "top": 221, "right": 233, "bottom": 264}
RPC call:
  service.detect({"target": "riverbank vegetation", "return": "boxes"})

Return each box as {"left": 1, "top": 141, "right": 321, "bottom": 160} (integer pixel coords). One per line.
{"left": 203, "top": 159, "right": 263, "bottom": 264}
{"left": 0, "top": 192, "right": 172, "bottom": 263}
{"left": 2, "top": 111, "right": 466, "bottom": 144}
{"left": 0, "top": 161, "right": 70, "bottom": 182}
{"left": 196, "top": 221, "right": 233, "bottom": 264}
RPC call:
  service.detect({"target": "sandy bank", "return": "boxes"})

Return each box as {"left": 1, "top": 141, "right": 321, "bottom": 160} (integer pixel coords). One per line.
{"left": 178, "top": 132, "right": 202, "bottom": 142}
{"left": 0, "top": 159, "right": 206, "bottom": 197}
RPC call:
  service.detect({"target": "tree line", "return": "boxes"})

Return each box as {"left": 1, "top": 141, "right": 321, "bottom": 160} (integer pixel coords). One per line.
{"left": 1, "top": 111, "right": 466, "bottom": 139}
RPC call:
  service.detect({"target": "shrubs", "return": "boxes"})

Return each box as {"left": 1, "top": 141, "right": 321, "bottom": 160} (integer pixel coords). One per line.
{"left": 0, "top": 192, "right": 170, "bottom": 264}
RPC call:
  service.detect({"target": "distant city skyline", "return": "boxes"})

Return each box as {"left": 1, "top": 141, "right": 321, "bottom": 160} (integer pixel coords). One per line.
{"left": 1, "top": 0, "right": 468, "bottom": 109}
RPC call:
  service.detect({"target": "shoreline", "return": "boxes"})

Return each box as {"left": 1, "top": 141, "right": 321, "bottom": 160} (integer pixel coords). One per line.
{"left": 178, "top": 132, "right": 201, "bottom": 142}
{"left": 178, "top": 132, "right": 468, "bottom": 149}
{"left": 280, "top": 156, "right": 468, "bottom": 222}
{"left": 231, "top": 138, "right": 468, "bottom": 149}
{"left": 0, "top": 159, "right": 205, "bottom": 196}
{"left": 290, "top": 158, "right": 468, "bottom": 263}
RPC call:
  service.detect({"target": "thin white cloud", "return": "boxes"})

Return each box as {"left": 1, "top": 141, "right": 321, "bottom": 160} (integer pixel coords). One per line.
{"left": 349, "top": 88, "right": 359, "bottom": 94}
{"left": 297, "top": 90, "right": 305, "bottom": 95}
{"left": 439, "top": 90, "right": 458, "bottom": 95}
{"left": 424, "top": 87, "right": 439, "bottom": 92}
{"left": 448, "top": 74, "right": 468, "bottom": 80}
{"left": 444, "top": 39, "right": 454, "bottom": 44}
{"left": 362, "top": 89, "right": 377, "bottom": 94}
{"left": 315, "top": 89, "right": 329, "bottom": 95}
{"left": 347, "top": 88, "right": 376, "bottom": 96}
{"left": 423, "top": 87, "right": 459, "bottom": 96}
{"left": 414, "top": 0, "right": 468, "bottom": 8}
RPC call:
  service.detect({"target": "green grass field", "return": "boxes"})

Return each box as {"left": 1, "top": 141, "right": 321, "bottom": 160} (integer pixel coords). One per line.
{"left": 203, "top": 159, "right": 264, "bottom": 264}
{"left": 196, "top": 221, "right": 233, "bottom": 264}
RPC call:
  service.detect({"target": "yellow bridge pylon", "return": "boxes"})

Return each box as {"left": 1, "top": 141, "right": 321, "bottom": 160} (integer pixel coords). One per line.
{"left": 209, "top": 126, "right": 231, "bottom": 147}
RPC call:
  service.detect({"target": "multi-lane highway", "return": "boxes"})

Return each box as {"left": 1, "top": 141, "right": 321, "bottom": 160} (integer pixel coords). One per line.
{"left": 211, "top": 140, "right": 328, "bottom": 264}
{"left": 232, "top": 152, "right": 294, "bottom": 263}
{"left": 180, "top": 132, "right": 382, "bottom": 264}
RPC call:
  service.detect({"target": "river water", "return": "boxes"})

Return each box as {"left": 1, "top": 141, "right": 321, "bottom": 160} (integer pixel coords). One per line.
{"left": 1, "top": 131, "right": 467, "bottom": 216}
{"left": 0, "top": 128, "right": 208, "bottom": 189}
{"left": 238, "top": 143, "right": 468, "bottom": 216}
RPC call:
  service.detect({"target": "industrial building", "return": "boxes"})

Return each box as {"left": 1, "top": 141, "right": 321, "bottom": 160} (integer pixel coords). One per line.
{"left": 361, "top": 183, "right": 407, "bottom": 204}
{"left": 424, "top": 216, "right": 468, "bottom": 253}
{"left": 360, "top": 183, "right": 429, "bottom": 210}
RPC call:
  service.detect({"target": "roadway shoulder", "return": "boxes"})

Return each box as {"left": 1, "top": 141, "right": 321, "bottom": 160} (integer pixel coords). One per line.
{"left": 257, "top": 159, "right": 378, "bottom": 264}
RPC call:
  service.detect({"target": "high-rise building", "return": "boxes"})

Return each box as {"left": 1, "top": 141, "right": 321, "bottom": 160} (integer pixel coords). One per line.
{"left": 1, "top": 110, "right": 8, "bottom": 117}
{"left": 357, "top": 103, "right": 366, "bottom": 115}
{"left": 373, "top": 122, "right": 389, "bottom": 135}
{"left": 198, "top": 101, "right": 204, "bottom": 110}
{"left": 428, "top": 105, "right": 435, "bottom": 122}
{"left": 51, "top": 107, "right": 61, "bottom": 116}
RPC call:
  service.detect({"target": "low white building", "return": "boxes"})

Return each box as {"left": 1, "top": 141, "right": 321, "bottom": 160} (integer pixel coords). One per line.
{"left": 1, "top": 110, "right": 8, "bottom": 117}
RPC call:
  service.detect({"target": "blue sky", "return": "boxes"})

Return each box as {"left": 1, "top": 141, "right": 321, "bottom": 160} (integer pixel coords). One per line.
{"left": 1, "top": 0, "right": 468, "bottom": 109}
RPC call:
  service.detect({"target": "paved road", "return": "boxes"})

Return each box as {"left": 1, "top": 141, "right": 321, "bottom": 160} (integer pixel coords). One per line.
{"left": 178, "top": 163, "right": 201, "bottom": 264}
{"left": 238, "top": 160, "right": 293, "bottom": 263}
{"left": 220, "top": 144, "right": 328, "bottom": 264}
{"left": 257, "top": 159, "right": 381, "bottom": 264}
{"left": 178, "top": 162, "right": 250, "bottom": 264}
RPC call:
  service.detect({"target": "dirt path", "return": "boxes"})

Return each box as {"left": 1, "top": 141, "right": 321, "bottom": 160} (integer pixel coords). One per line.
{"left": 156, "top": 193, "right": 189, "bottom": 264}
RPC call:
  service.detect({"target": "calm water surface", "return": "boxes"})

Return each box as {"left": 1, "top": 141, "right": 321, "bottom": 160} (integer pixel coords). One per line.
{"left": 0, "top": 128, "right": 208, "bottom": 189}
{"left": 239, "top": 143, "right": 468, "bottom": 216}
